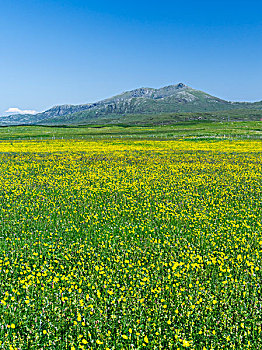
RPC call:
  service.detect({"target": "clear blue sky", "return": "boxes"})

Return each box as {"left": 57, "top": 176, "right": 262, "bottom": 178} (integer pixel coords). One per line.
{"left": 0, "top": 0, "right": 261, "bottom": 115}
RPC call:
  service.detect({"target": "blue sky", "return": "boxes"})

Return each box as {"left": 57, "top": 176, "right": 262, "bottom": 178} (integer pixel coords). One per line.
{"left": 0, "top": 0, "right": 261, "bottom": 115}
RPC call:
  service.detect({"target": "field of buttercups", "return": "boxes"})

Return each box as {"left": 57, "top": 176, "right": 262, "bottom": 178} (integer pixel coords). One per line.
{"left": 0, "top": 140, "right": 261, "bottom": 349}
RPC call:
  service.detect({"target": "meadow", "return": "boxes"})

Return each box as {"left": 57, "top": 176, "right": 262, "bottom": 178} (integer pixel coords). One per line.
{"left": 0, "top": 120, "right": 262, "bottom": 141}
{"left": 0, "top": 138, "right": 262, "bottom": 349}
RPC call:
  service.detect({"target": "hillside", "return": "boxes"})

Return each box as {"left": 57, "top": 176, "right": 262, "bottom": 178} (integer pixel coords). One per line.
{"left": 1, "top": 83, "right": 262, "bottom": 126}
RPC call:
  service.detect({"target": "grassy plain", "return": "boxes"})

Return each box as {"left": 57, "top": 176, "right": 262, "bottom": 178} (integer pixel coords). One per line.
{"left": 0, "top": 132, "right": 262, "bottom": 349}
{"left": 0, "top": 121, "right": 261, "bottom": 141}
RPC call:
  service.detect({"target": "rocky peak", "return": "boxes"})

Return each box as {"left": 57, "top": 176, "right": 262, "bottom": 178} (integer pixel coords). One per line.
{"left": 176, "top": 83, "right": 187, "bottom": 89}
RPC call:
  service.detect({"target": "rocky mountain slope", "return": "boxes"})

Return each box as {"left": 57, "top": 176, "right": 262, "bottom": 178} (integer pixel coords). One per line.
{"left": 1, "top": 83, "right": 262, "bottom": 125}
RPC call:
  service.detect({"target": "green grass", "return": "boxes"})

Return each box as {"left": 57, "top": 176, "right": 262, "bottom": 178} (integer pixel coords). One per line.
{"left": 0, "top": 121, "right": 261, "bottom": 141}
{"left": 0, "top": 141, "right": 262, "bottom": 349}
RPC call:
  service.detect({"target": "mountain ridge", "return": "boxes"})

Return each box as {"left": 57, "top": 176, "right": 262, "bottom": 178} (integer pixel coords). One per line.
{"left": 1, "top": 83, "right": 262, "bottom": 126}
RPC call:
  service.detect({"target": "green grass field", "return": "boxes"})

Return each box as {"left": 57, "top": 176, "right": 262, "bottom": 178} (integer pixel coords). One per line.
{"left": 0, "top": 121, "right": 261, "bottom": 141}
{"left": 0, "top": 131, "right": 262, "bottom": 349}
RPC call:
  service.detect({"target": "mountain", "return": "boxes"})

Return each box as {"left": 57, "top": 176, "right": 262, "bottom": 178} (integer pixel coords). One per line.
{"left": 1, "top": 83, "right": 262, "bottom": 126}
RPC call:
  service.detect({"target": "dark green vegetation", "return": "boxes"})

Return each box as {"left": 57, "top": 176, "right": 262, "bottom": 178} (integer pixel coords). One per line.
{"left": 0, "top": 121, "right": 261, "bottom": 141}
{"left": 34, "top": 109, "right": 262, "bottom": 126}
{"left": 1, "top": 84, "right": 262, "bottom": 126}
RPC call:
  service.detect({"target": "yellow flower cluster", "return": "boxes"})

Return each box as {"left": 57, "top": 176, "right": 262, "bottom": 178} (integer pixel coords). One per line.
{"left": 0, "top": 140, "right": 261, "bottom": 349}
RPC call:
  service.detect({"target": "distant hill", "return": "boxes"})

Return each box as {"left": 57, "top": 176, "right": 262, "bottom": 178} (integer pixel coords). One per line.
{"left": 1, "top": 83, "right": 262, "bottom": 126}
